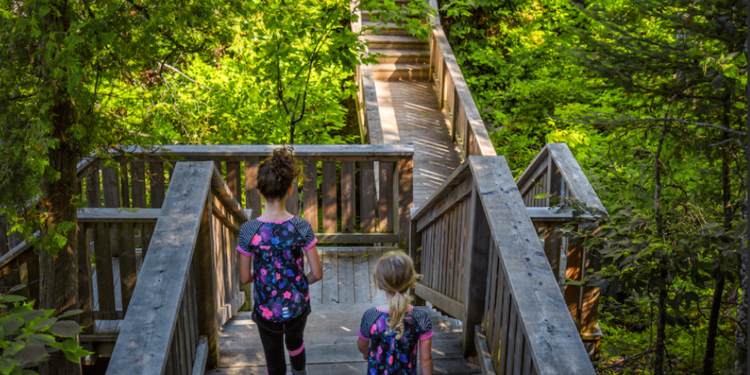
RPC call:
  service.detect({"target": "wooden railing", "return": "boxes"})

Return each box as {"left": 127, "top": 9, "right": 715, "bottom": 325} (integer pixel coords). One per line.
{"left": 427, "top": 9, "right": 496, "bottom": 157}
{"left": 107, "top": 161, "right": 247, "bottom": 375}
{"left": 516, "top": 143, "right": 607, "bottom": 358}
{"left": 410, "top": 148, "right": 598, "bottom": 374}
{"left": 86, "top": 145, "right": 414, "bottom": 248}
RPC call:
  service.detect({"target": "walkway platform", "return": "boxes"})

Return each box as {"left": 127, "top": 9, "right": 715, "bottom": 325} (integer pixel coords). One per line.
{"left": 209, "top": 248, "right": 481, "bottom": 374}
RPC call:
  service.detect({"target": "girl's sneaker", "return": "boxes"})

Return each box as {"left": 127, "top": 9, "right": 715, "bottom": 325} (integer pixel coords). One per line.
{"left": 290, "top": 369, "right": 307, "bottom": 375}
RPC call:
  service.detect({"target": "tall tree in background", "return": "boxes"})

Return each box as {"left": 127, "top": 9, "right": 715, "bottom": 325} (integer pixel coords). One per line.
{"left": 0, "top": 0, "right": 240, "bottom": 373}
{"left": 566, "top": 0, "right": 747, "bottom": 373}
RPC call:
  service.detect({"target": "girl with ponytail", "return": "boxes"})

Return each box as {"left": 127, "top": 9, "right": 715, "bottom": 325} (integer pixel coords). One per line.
{"left": 357, "top": 251, "right": 434, "bottom": 375}
{"left": 237, "top": 146, "right": 323, "bottom": 375}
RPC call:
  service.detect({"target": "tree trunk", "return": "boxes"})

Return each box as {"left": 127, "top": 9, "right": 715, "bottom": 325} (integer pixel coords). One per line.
{"left": 38, "top": 100, "right": 82, "bottom": 375}
{"left": 704, "top": 273, "right": 725, "bottom": 375}
{"left": 652, "top": 124, "right": 668, "bottom": 375}
{"left": 704, "top": 111, "right": 731, "bottom": 375}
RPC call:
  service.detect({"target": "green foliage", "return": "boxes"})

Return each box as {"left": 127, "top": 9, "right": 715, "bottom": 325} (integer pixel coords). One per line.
{"left": 0, "top": 290, "right": 91, "bottom": 373}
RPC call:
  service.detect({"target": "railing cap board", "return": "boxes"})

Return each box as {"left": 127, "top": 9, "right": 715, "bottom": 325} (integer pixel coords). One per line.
{"left": 112, "top": 144, "right": 414, "bottom": 158}
{"left": 77, "top": 208, "right": 161, "bottom": 223}
{"left": 210, "top": 166, "right": 250, "bottom": 223}
{"left": 430, "top": 26, "right": 496, "bottom": 157}
{"left": 546, "top": 143, "right": 608, "bottom": 216}
{"left": 0, "top": 233, "right": 37, "bottom": 269}
{"left": 411, "top": 160, "right": 471, "bottom": 221}
{"left": 468, "top": 156, "right": 596, "bottom": 375}
{"left": 526, "top": 207, "right": 594, "bottom": 222}
{"left": 106, "top": 161, "right": 216, "bottom": 375}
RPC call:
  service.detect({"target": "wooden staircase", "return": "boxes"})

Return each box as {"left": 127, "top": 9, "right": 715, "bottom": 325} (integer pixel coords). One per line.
{"left": 363, "top": 7, "right": 430, "bottom": 81}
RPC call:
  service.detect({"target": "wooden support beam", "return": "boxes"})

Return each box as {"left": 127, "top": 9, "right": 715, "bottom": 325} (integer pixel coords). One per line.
{"left": 461, "top": 185, "right": 492, "bottom": 357}
{"left": 414, "top": 283, "right": 465, "bottom": 322}
{"left": 398, "top": 156, "right": 413, "bottom": 250}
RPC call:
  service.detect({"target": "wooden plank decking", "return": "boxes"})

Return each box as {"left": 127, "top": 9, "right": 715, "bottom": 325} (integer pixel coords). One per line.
{"left": 210, "top": 247, "right": 481, "bottom": 374}
{"left": 375, "top": 80, "right": 464, "bottom": 208}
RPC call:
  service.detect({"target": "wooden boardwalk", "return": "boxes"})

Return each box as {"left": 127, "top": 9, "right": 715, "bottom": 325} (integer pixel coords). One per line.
{"left": 376, "top": 80, "right": 463, "bottom": 208}
{"left": 209, "top": 248, "right": 481, "bottom": 374}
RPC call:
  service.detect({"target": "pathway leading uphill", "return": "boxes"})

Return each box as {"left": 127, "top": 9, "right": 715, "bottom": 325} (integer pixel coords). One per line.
{"left": 0, "top": 2, "right": 606, "bottom": 375}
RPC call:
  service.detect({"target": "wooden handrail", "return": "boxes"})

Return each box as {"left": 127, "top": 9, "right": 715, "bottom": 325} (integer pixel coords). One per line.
{"left": 107, "top": 161, "right": 249, "bottom": 374}
{"left": 428, "top": 24, "right": 496, "bottom": 157}
{"left": 409, "top": 153, "right": 597, "bottom": 374}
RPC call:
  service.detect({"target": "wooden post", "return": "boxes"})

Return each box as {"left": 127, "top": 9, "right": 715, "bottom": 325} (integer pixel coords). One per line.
{"left": 360, "top": 161, "right": 376, "bottom": 233}
{"left": 378, "top": 162, "right": 394, "bottom": 234}
{"left": 397, "top": 156, "right": 413, "bottom": 250}
{"left": 130, "top": 161, "right": 147, "bottom": 208}
{"left": 461, "top": 185, "right": 491, "bottom": 357}
{"left": 119, "top": 158, "right": 130, "bottom": 208}
{"left": 302, "top": 158, "right": 319, "bottom": 232}
{"left": 78, "top": 224, "right": 95, "bottom": 334}
{"left": 94, "top": 222, "right": 117, "bottom": 320}
{"left": 226, "top": 162, "right": 242, "bottom": 201}
{"left": 322, "top": 162, "right": 337, "bottom": 233}
{"left": 244, "top": 156, "right": 262, "bottom": 218}
{"left": 564, "top": 232, "right": 584, "bottom": 329}
{"left": 149, "top": 162, "right": 166, "bottom": 209}
{"left": 409, "top": 220, "right": 424, "bottom": 306}
{"left": 86, "top": 166, "right": 101, "bottom": 208}
{"left": 196, "top": 199, "right": 220, "bottom": 368}
{"left": 118, "top": 222, "right": 137, "bottom": 315}
{"left": 544, "top": 224, "right": 562, "bottom": 281}
{"left": 102, "top": 165, "right": 120, "bottom": 208}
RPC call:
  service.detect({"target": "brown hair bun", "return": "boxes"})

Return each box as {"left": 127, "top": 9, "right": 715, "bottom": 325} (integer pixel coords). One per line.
{"left": 257, "top": 146, "right": 299, "bottom": 201}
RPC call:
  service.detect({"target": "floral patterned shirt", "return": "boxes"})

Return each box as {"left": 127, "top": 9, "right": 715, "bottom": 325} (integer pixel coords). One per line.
{"left": 238, "top": 216, "right": 317, "bottom": 323}
{"left": 358, "top": 307, "right": 433, "bottom": 375}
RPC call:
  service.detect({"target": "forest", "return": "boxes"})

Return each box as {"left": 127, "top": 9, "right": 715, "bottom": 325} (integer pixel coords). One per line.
{"left": 0, "top": 0, "right": 748, "bottom": 374}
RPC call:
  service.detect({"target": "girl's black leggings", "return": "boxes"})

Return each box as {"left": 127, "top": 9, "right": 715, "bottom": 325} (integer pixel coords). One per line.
{"left": 256, "top": 314, "right": 307, "bottom": 375}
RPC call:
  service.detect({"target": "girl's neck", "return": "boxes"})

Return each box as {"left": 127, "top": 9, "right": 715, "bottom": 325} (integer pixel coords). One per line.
{"left": 258, "top": 196, "right": 292, "bottom": 221}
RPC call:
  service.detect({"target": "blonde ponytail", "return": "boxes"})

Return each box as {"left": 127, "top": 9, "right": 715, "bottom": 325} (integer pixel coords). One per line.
{"left": 373, "top": 251, "right": 417, "bottom": 340}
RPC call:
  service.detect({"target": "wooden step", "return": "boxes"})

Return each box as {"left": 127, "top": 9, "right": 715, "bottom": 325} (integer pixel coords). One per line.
{"left": 363, "top": 21, "right": 412, "bottom": 36}
{"left": 370, "top": 49, "right": 431, "bottom": 64}
{"left": 365, "top": 34, "right": 429, "bottom": 50}
{"left": 370, "top": 63, "right": 430, "bottom": 81}
{"left": 361, "top": 10, "right": 423, "bottom": 23}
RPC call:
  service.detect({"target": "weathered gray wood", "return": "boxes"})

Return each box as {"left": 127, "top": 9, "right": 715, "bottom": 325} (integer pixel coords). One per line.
{"left": 462, "top": 186, "right": 492, "bottom": 355}
{"left": 512, "top": 313, "right": 524, "bottom": 375}
{"left": 353, "top": 249, "right": 371, "bottom": 304}
{"left": 77, "top": 224, "right": 95, "bottom": 334}
{"left": 564, "top": 235, "right": 583, "bottom": 328}
{"left": 430, "top": 26, "right": 495, "bottom": 156}
{"left": 118, "top": 222, "right": 137, "bottom": 315}
{"left": 474, "top": 326, "right": 497, "bottom": 375}
{"left": 498, "top": 272, "right": 511, "bottom": 375}
{"left": 515, "top": 147, "right": 549, "bottom": 199}
{"left": 322, "top": 252, "right": 338, "bottom": 304}
{"left": 102, "top": 166, "right": 121, "bottom": 208}
{"left": 120, "top": 160, "right": 131, "bottom": 208}
{"left": 192, "top": 337, "right": 209, "bottom": 375}
{"left": 285, "top": 178, "right": 299, "bottom": 216}
{"left": 525, "top": 207, "right": 593, "bottom": 222}
{"left": 94, "top": 222, "right": 117, "bottom": 320}
{"left": 315, "top": 233, "right": 398, "bottom": 244}
{"left": 123, "top": 145, "right": 414, "bottom": 158}
{"left": 397, "top": 156, "right": 413, "bottom": 250}
{"left": 131, "top": 162, "right": 147, "bottom": 208}
{"left": 322, "top": 162, "right": 337, "bottom": 233}
{"left": 505, "top": 306, "right": 517, "bottom": 375}
{"left": 409, "top": 219, "right": 422, "bottom": 305}
{"left": 225, "top": 162, "right": 242, "bottom": 201}
{"left": 468, "top": 156, "right": 595, "bottom": 375}
{"left": 341, "top": 162, "right": 355, "bottom": 233}
{"left": 77, "top": 208, "right": 161, "bottom": 223}
{"left": 414, "top": 283, "right": 465, "bottom": 322}
{"left": 360, "top": 161, "right": 376, "bottom": 233}
{"left": 107, "top": 161, "right": 214, "bottom": 375}
{"left": 86, "top": 168, "right": 102, "bottom": 208}
{"left": 302, "top": 158, "right": 318, "bottom": 231}
{"left": 522, "top": 339, "right": 532, "bottom": 375}
{"left": 149, "top": 162, "right": 166, "bottom": 209}
{"left": 210, "top": 167, "right": 250, "bottom": 224}
{"left": 547, "top": 144, "right": 607, "bottom": 214}
{"left": 338, "top": 252, "right": 354, "bottom": 304}
{"left": 378, "top": 162, "right": 394, "bottom": 233}
{"left": 543, "top": 224, "right": 562, "bottom": 281}
{"left": 244, "top": 157, "right": 262, "bottom": 219}
{"left": 411, "top": 161, "right": 471, "bottom": 222}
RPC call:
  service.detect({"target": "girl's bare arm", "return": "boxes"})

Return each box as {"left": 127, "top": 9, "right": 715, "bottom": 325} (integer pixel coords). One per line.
{"left": 240, "top": 253, "right": 253, "bottom": 284}
{"left": 419, "top": 338, "right": 433, "bottom": 375}
{"left": 305, "top": 247, "right": 324, "bottom": 284}
{"left": 357, "top": 337, "right": 369, "bottom": 360}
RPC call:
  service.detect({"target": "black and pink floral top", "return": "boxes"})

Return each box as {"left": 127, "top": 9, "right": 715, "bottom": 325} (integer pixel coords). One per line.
{"left": 359, "top": 306, "right": 433, "bottom": 375}
{"left": 238, "top": 216, "right": 317, "bottom": 323}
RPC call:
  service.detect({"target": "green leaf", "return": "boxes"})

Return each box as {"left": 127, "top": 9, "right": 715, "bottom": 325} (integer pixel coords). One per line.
{"left": 533, "top": 192, "right": 550, "bottom": 200}
{"left": 25, "top": 335, "right": 55, "bottom": 347}
{"left": 12, "top": 345, "right": 46, "bottom": 364}
{"left": 56, "top": 310, "right": 83, "bottom": 319}
{"left": 48, "top": 321, "right": 81, "bottom": 337}
{"left": 1, "top": 296, "right": 25, "bottom": 304}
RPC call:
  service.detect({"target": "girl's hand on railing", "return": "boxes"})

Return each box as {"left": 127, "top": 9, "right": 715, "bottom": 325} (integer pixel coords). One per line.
{"left": 305, "top": 247, "right": 323, "bottom": 285}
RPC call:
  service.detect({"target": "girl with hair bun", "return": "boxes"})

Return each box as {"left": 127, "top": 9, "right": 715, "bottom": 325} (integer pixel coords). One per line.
{"left": 237, "top": 146, "right": 323, "bottom": 375}
{"left": 357, "top": 251, "right": 433, "bottom": 375}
